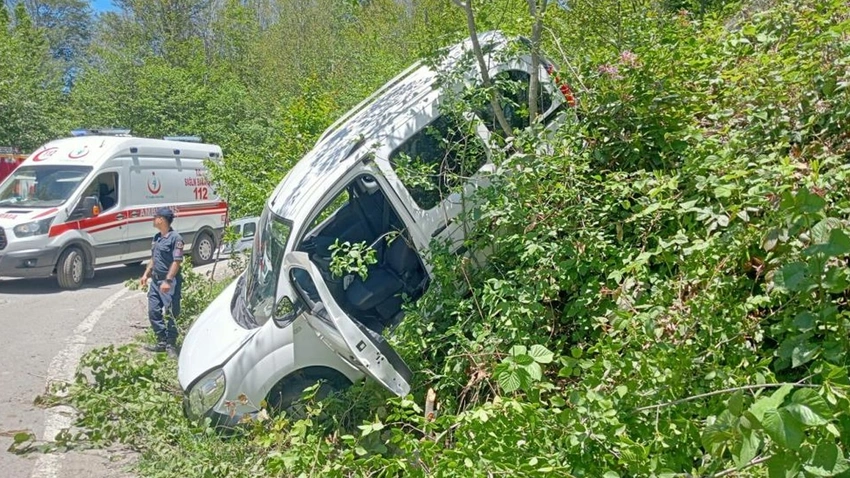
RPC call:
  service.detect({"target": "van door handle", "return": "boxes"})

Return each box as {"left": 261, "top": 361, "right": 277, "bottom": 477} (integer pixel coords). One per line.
{"left": 115, "top": 213, "right": 125, "bottom": 220}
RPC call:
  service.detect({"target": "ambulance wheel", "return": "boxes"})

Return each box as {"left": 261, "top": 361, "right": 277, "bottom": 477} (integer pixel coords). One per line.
{"left": 57, "top": 247, "right": 85, "bottom": 289}
{"left": 192, "top": 231, "right": 215, "bottom": 265}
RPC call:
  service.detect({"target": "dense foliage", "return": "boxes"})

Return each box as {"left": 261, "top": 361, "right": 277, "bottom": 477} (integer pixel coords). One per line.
{"left": 8, "top": 0, "right": 850, "bottom": 476}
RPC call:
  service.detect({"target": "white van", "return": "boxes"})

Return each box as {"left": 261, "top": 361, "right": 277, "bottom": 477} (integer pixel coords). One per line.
{"left": 179, "top": 32, "right": 573, "bottom": 424}
{"left": 218, "top": 216, "right": 260, "bottom": 256}
{"left": 0, "top": 132, "right": 226, "bottom": 288}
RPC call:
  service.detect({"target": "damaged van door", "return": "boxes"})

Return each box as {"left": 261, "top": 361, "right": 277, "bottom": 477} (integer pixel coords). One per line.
{"left": 284, "top": 251, "right": 413, "bottom": 396}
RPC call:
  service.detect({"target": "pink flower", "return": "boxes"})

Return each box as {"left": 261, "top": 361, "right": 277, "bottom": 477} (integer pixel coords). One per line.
{"left": 598, "top": 64, "right": 622, "bottom": 79}
{"left": 619, "top": 50, "right": 639, "bottom": 67}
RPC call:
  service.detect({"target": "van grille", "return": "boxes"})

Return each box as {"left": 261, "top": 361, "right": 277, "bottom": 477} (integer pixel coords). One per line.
{"left": 0, "top": 228, "right": 6, "bottom": 250}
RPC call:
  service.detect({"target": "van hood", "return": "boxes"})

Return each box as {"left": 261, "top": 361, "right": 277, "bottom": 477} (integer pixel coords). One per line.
{"left": 177, "top": 277, "right": 258, "bottom": 387}
{"left": 0, "top": 207, "right": 58, "bottom": 229}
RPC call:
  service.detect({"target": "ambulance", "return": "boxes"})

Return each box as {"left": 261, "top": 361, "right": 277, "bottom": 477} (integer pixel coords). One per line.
{"left": 0, "top": 131, "right": 226, "bottom": 288}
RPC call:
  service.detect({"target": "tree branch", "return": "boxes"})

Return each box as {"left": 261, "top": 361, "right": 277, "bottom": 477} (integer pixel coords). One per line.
{"left": 454, "top": 0, "right": 513, "bottom": 138}
{"left": 712, "top": 455, "right": 773, "bottom": 477}
{"left": 527, "top": 0, "right": 548, "bottom": 124}
{"left": 634, "top": 382, "right": 818, "bottom": 413}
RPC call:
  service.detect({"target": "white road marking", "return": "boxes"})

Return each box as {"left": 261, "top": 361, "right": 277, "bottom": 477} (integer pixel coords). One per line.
{"left": 30, "top": 287, "right": 132, "bottom": 478}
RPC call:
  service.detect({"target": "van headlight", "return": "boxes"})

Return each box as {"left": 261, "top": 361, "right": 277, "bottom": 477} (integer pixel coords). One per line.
{"left": 13, "top": 217, "right": 54, "bottom": 238}
{"left": 186, "top": 368, "right": 226, "bottom": 419}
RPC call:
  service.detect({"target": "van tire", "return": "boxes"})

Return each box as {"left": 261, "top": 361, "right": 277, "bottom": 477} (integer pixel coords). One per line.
{"left": 57, "top": 247, "right": 85, "bottom": 289}
{"left": 192, "top": 231, "right": 215, "bottom": 265}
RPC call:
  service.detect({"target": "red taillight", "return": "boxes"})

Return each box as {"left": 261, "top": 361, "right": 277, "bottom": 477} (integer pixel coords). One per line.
{"left": 545, "top": 63, "right": 577, "bottom": 108}
{"left": 560, "top": 83, "right": 577, "bottom": 108}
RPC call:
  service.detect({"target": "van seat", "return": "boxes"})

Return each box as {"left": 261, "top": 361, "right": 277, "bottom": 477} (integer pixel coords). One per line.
{"left": 345, "top": 238, "right": 423, "bottom": 322}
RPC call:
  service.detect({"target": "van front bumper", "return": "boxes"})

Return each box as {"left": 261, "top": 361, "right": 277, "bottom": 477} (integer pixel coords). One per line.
{"left": 0, "top": 247, "right": 60, "bottom": 278}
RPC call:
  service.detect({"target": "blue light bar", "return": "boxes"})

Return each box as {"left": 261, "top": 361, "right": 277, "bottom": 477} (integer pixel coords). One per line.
{"left": 71, "top": 128, "right": 132, "bottom": 137}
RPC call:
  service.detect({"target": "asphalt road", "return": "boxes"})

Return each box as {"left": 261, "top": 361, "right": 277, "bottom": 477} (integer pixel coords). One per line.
{"left": 0, "top": 260, "right": 232, "bottom": 478}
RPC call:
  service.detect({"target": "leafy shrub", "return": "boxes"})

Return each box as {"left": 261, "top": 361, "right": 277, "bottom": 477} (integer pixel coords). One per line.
{"left": 52, "top": 0, "right": 850, "bottom": 476}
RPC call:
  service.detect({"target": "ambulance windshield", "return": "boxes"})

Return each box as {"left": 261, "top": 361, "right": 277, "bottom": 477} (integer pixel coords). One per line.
{"left": 0, "top": 165, "right": 91, "bottom": 208}
{"left": 232, "top": 206, "right": 291, "bottom": 328}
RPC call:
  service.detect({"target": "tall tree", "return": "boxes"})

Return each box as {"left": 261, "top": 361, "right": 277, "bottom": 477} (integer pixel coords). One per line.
{"left": 15, "top": 0, "right": 92, "bottom": 63}
{"left": 97, "top": 0, "right": 214, "bottom": 65}
{"left": 0, "top": 2, "right": 68, "bottom": 149}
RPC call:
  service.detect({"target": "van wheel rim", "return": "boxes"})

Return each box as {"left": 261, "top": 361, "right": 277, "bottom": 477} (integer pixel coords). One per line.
{"left": 71, "top": 254, "right": 83, "bottom": 283}
{"left": 198, "top": 238, "right": 213, "bottom": 261}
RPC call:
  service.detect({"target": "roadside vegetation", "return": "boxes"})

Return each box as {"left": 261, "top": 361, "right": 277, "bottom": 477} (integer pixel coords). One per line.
{"left": 4, "top": 0, "right": 850, "bottom": 476}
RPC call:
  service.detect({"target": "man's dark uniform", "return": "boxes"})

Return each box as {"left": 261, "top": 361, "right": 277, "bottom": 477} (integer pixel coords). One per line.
{"left": 148, "top": 209, "right": 184, "bottom": 347}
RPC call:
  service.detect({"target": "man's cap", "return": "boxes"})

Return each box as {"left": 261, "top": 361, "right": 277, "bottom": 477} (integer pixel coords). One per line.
{"left": 154, "top": 207, "right": 175, "bottom": 219}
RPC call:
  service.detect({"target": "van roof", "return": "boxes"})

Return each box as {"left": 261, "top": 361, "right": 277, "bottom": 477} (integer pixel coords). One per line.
{"left": 269, "top": 31, "right": 511, "bottom": 223}
{"left": 21, "top": 136, "right": 223, "bottom": 169}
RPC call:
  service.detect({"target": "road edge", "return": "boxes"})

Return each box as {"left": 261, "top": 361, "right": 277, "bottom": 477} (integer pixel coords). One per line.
{"left": 30, "top": 286, "right": 132, "bottom": 478}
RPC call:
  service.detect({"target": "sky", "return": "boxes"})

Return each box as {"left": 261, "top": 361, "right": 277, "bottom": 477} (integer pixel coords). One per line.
{"left": 90, "top": 0, "right": 118, "bottom": 13}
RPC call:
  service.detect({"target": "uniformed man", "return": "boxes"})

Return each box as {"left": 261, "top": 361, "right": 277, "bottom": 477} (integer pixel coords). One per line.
{"left": 140, "top": 207, "right": 183, "bottom": 358}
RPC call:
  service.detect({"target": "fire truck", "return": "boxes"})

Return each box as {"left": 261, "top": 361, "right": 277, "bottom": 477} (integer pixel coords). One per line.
{"left": 0, "top": 146, "right": 27, "bottom": 184}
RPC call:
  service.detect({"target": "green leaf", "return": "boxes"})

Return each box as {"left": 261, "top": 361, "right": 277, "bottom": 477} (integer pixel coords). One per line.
{"left": 803, "top": 443, "right": 850, "bottom": 477}
{"left": 810, "top": 218, "right": 843, "bottom": 245}
{"left": 728, "top": 390, "right": 744, "bottom": 416}
{"left": 732, "top": 428, "right": 760, "bottom": 469}
{"left": 824, "top": 266, "right": 850, "bottom": 293}
{"left": 768, "top": 453, "right": 802, "bottom": 478}
{"left": 514, "top": 354, "right": 534, "bottom": 367}
{"left": 793, "top": 312, "right": 816, "bottom": 332}
{"left": 528, "top": 344, "right": 554, "bottom": 364}
{"left": 509, "top": 345, "right": 528, "bottom": 357}
{"left": 763, "top": 408, "right": 804, "bottom": 450}
{"left": 786, "top": 389, "right": 831, "bottom": 426}
{"left": 805, "top": 229, "right": 850, "bottom": 258}
{"left": 498, "top": 369, "right": 522, "bottom": 393}
{"left": 796, "top": 188, "right": 826, "bottom": 214}
{"left": 749, "top": 385, "right": 793, "bottom": 421}
{"left": 702, "top": 411, "right": 736, "bottom": 453}
{"left": 524, "top": 362, "right": 542, "bottom": 381}
{"left": 714, "top": 184, "right": 734, "bottom": 198}
{"left": 13, "top": 432, "right": 30, "bottom": 444}
{"left": 774, "top": 262, "right": 809, "bottom": 292}
{"left": 791, "top": 340, "right": 820, "bottom": 369}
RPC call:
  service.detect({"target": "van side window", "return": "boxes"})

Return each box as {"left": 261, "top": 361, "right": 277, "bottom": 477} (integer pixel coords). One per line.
{"left": 81, "top": 172, "right": 119, "bottom": 212}
{"left": 243, "top": 222, "right": 256, "bottom": 238}
{"left": 389, "top": 115, "right": 487, "bottom": 210}
{"left": 473, "top": 69, "right": 555, "bottom": 133}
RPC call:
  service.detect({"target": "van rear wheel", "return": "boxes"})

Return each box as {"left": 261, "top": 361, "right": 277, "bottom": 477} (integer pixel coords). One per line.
{"left": 192, "top": 231, "right": 215, "bottom": 265}
{"left": 57, "top": 247, "right": 85, "bottom": 289}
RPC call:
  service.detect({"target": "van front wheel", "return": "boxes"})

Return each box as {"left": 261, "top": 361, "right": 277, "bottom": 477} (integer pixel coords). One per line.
{"left": 57, "top": 247, "right": 85, "bottom": 289}
{"left": 192, "top": 231, "right": 215, "bottom": 265}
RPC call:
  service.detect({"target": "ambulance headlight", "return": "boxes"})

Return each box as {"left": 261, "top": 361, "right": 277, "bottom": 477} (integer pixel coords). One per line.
{"left": 186, "top": 368, "right": 226, "bottom": 419}
{"left": 13, "top": 217, "right": 54, "bottom": 238}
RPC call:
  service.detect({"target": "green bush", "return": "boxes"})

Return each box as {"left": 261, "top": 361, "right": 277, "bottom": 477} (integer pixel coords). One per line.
{"left": 50, "top": 0, "right": 850, "bottom": 476}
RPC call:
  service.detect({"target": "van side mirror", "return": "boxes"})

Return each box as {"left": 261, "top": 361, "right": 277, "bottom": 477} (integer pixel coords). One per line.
{"left": 273, "top": 296, "right": 302, "bottom": 328}
{"left": 81, "top": 195, "right": 100, "bottom": 218}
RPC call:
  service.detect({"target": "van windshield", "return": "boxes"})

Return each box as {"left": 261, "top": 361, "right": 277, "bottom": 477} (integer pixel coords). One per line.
{"left": 232, "top": 207, "right": 291, "bottom": 329}
{"left": 0, "top": 166, "right": 92, "bottom": 208}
